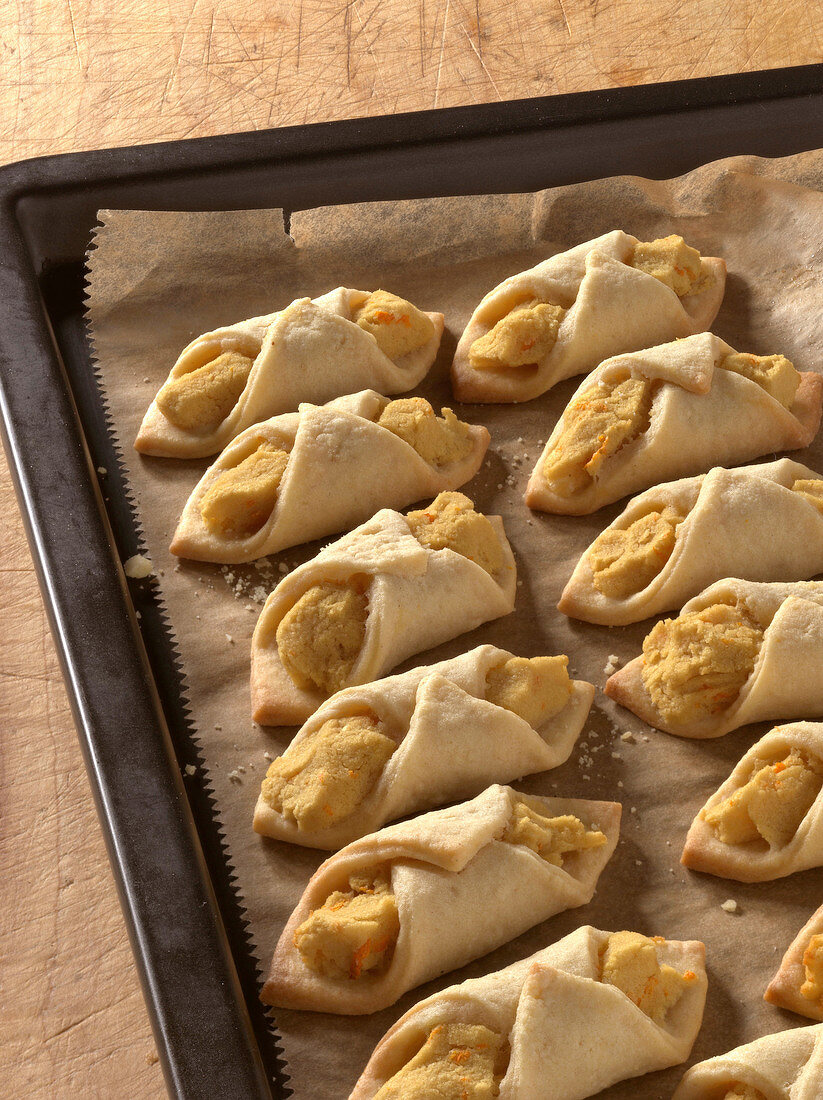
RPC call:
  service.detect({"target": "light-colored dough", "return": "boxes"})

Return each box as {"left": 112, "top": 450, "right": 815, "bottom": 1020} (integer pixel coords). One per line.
{"left": 351, "top": 924, "right": 707, "bottom": 1100}
{"left": 253, "top": 645, "right": 594, "bottom": 850}
{"left": 681, "top": 722, "right": 823, "bottom": 881}
{"left": 136, "top": 287, "right": 444, "bottom": 457}
{"left": 559, "top": 459, "right": 823, "bottom": 626}
{"left": 672, "top": 1022, "right": 823, "bottom": 1100}
{"left": 526, "top": 333, "right": 823, "bottom": 516}
{"left": 260, "top": 786, "right": 621, "bottom": 1015}
{"left": 251, "top": 502, "right": 516, "bottom": 725}
{"left": 605, "top": 580, "right": 823, "bottom": 739}
{"left": 764, "top": 903, "right": 823, "bottom": 1021}
{"left": 452, "top": 229, "right": 725, "bottom": 404}
{"left": 170, "top": 390, "right": 489, "bottom": 564}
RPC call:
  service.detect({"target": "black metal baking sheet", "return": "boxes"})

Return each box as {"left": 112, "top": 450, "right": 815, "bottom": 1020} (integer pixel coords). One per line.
{"left": 0, "top": 64, "right": 821, "bottom": 1100}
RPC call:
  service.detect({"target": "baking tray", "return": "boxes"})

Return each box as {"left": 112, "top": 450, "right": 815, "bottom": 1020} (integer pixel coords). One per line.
{"left": 1, "top": 64, "right": 821, "bottom": 1100}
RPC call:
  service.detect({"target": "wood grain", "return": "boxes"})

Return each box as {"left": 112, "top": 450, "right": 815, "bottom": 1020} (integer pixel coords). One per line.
{"left": 0, "top": 3, "right": 820, "bottom": 1097}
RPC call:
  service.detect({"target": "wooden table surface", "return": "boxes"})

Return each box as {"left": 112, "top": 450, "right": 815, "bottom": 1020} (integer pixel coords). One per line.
{"left": 1, "top": 3, "right": 820, "bottom": 1097}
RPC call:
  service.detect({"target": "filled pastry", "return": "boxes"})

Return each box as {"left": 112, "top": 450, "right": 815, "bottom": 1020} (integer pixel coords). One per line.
{"left": 169, "top": 391, "right": 489, "bottom": 563}
{"left": 559, "top": 459, "right": 823, "bottom": 625}
{"left": 525, "top": 332, "right": 823, "bottom": 515}
{"left": 451, "top": 229, "right": 725, "bottom": 403}
{"left": 681, "top": 722, "right": 823, "bottom": 882}
{"left": 253, "top": 644, "right": 595, "bottom": 849}
{"left": 673, "top": 1022, "right": 823, "bottom": 1099}
{"left": 251, "top": 492, "right": 517, "bottom": 725}
{"left": 261, "top": 786, "right": 621, "bottom": 1015}
{"left": 765, "top": 903, "right": 823, "bottom": 1021}
{"left": 135, "top": 287, "right": 444, "bottom": 458}
{"left": 350, "top": 924, "right": 706, "bottom": 1098}
{"left": 605, "top": 580, "right": 823, "bottom": 739}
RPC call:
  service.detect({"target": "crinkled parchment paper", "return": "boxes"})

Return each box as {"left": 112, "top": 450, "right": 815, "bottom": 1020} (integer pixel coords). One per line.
{"left": 87, "top": 150, "right": 823, "bottom": 1100}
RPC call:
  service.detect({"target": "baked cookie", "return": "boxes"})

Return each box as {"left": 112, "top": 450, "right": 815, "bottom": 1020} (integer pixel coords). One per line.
{"left": 135, "top": 287, "right": 444, "bottom": 457}
{"left": 350, "top": 924, "right": 707, "bottom": 1098}
{"left": 559, "top": 459, "right": 823, "bottom": 625}
{"left": 452, "top": 230, "right": 725, "bottom": 403}
{"left": 673, "top": 1023, "right": 823, "bottom": 1099}
{"left": 260, "top": 785, "right": 621, "bottom": 1015}
{"left": 253, "top": 644, "right": 595, "bottom": 849}
{"left": 525, "top": 332, "right": 822, "bottom": 515}
{"left": 765, "top": 903, "right": 823, "bottom": 1021}
{"left": 251, "top": 492, "right": 517, "bottom": 725}
{"left": 681, "top": 722, "right": 823, "bottom": 882}
{"left": 605, "top": 580, "right": 823, "bottom": 739}
{"left": 170, "top": 391, "right": 489, "bottom": 563}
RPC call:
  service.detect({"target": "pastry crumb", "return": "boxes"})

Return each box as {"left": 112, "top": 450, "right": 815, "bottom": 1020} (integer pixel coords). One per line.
{"left": 124, "top": 554, "right": 154, "bottom": 579}
{"left": 621, "top": 731, "right": 637, "bottom": 744}
{"left": 721, "top": 899, "right": 739, "bottom": 914}
{"left": 97, "top": 466, "right": 107, "bottom": 475}
{"left": 228, "top": 769, "right": 243, "bottom": 784}
{"left": 184, "top": 764, "right": 196, "bottom": 776}
{"left": 604, "top": 654, "right": 621, "bottom": 674}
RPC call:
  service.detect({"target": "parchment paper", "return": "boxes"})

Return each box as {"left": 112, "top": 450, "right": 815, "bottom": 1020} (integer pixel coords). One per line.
{"left": 87, "top": 150, "right": 823, "bottom": 1099}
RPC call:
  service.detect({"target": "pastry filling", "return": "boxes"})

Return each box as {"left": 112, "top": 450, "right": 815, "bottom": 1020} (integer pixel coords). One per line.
{"left": 641, "top": 602, "right": 763, "bottom": 727}
{"left": 703, "top": 750, "right": 823, "bottom": 848}
{"left": 588, "top": 507, "right": 684, "bottom": 599}
{"left": 406, "top": 492, "right": 504, "bottom": 576}
{"left": 353, "top": 290, "right": 435, "bottom": 360}
{"left": 721, "top": 351, "right": 799, "bottom": 408}
{"left": 276, "top": 579, "right": 370, "bottom": 695}
{"left": 200, "top": 441, "right": 290, "bottom": 536}
{"left": 260, "top": 713, "right": 395, "bottom": 830}
{"left": 629, "top": 235, "right": 711, "bottom": 297}
{"left": 541, "top": 376, "right": 653, "bottom": 497}
{"left": 502, "top": 800, "right": 606, "bottom": 867}
{"left": 378, "top": 398, "right": 474, "bottom": 466}
{"left": 792, "top": 478, "right": 823, "bottom": 515}
{"left": 468, "top": 298, "right": 566, "bottom": 373}
{"left": 723, "top": 1085, "right": 767, "bottom": 1100}
{"left": 485, "top": 655, "right": 572, "bottom": 728}
{"left": 801, "top": 933, "right": 823, "bottom": 1003}
{"left": 294, "top": 866, "right": 400, "bottom": 981}
{"left": 156, "top": 350, "right": 254, "bottom": 432}
{"left": 600, "top": 931, "right": 697, "bottom": 1023}
{"left": 374, "top": 1022, "right": 509, "bottom": 1100}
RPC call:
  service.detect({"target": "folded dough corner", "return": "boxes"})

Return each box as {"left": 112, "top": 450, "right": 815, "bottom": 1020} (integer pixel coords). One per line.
{"left": 253, "top": 644, "right": 595, "bottom": 849}
{"left": 765, "top": 900, "right": 823, "bottom": 1021}
{"left": 672, "top": 1022, "right": 823, "bottom": 1099}
{"left": 261, "top": 785, "right": 621, "bottom": 1015}
{"left": 605, "top": 580, "right": 823, "bottom": 739}
{"left": 169, "top": 390, "right": 490, "bottom": 563}
{"left": 525, "top": 332, "right": 823, "bottom": 516}
{"left": 250, "top": 495, "right": 518, "bottom": 726}
{"left": 559, "top": 458, "right": 823, "bottom": 625}
{"left": 350, "top": 923, "right": 706, "bottom": 1099}
{"left": 135, "top": 287, "right": 445, "bottom": 458}
{"left": 682, "top": 721, "right": 823, "bottom": 883}
{"left": 451, "top": 229, "right": 726, "bottom": 404}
